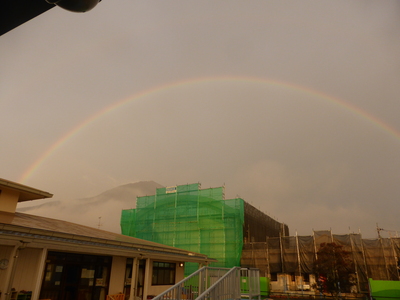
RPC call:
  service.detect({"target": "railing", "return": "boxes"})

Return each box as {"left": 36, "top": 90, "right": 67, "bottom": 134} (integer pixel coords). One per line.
{"left": 240, "top": 268, "right": 261, "bottom": 300}
{"left": 153, "top": 267, "right": 261, "bottom": 300}
{"left": 196, "top": 267, "right": 242, "bottom": 300}
{"left": 152, "top": 267, "right": 231, "bottom": 300}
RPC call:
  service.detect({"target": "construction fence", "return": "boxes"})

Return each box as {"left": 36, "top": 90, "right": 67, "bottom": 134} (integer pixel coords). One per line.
{"left": 241, "top": 230, "right": 400, "bottom": 293}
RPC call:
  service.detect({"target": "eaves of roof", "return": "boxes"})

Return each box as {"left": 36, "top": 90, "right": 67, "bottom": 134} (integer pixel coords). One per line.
{"left": 0, "top": 178, "right": 53, "bottom": 201}
{"left": 0, "top": 211, "right": 216, "bottom": 263}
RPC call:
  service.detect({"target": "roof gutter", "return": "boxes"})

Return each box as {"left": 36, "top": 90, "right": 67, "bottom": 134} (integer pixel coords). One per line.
{"left": 0, "top": 226, "right": 215, "bottom": 263}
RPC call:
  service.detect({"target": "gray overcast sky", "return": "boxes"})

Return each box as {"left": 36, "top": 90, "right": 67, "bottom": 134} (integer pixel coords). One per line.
{"left": 2, "top": 1, "right": 400, "bottom": 238}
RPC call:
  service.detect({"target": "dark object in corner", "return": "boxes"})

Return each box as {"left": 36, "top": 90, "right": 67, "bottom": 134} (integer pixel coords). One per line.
{"left": 0, "top": 0, "right": 55, "bottom": 36}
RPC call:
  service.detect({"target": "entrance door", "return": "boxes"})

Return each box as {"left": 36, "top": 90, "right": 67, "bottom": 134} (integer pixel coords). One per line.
{"left": 63, "top": 264, "right": 80, "bottom": 300}
{"left": 40, "top": 252, "right": 111, "bottom": 300}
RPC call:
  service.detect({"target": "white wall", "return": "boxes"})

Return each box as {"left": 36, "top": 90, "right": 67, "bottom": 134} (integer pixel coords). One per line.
{"left": 109, "top": 256, "right": 127, "bottom": 295}
{"left": 0, "top": 246, "right": 43, "bottom": 300}
{"left": 146, "top": 262, "right": 185, "bottom": 297}
{"left": 0, "top": 245, "right": 14, "bottom": 298}
{"left": 12, "top": 248, "right": 42, "bottom": 292}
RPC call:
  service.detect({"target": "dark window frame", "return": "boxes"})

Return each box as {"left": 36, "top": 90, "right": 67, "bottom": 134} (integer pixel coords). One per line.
{"left": 152, "top": 262, "right": 176, "bottom": 285}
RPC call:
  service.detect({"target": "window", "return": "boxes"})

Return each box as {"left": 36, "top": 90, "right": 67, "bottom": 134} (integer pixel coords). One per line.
{"left": 40, "top": 252, "right": 111, "bottom": 300}
{"left": 152, "top": 262, "right": 176, "bottom": 285}
{"left": 270, "top": 273, "right": 278, "bottom": 281}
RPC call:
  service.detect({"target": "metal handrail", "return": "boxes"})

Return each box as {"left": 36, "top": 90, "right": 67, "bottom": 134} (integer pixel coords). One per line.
{"left": 153, "top": 266, "right": 205, "bottom": 299}
{"left": 196, "top": 267, "right": 242, "bottom": 300}
{"left": 240, "top": 268, "right": 261, "bottom": 300}
{"left": 152, "top": 266, "right": 231, "bottom": 300}
{"left": 153, "top": 266, "right": 261, "bottom": 300}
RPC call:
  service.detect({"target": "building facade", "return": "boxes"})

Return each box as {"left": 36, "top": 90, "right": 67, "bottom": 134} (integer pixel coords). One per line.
{"left": 120, "top": 183, "right": 400, "bottom": 295}
{"left": 241, "top": 230, "right": 400, "bottom": 294}
{"left": 120, "top": 183, "right": 288, "bottom": 275}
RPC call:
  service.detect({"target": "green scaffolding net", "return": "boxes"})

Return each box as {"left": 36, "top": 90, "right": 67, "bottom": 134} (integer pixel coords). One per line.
{"left": 121, "top": 183, "right": 245, "bottom": 275}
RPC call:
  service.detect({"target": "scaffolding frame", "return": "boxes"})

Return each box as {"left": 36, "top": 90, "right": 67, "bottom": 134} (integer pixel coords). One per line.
{"left": 241, "top": 231, "right": 400, "bottom": 293}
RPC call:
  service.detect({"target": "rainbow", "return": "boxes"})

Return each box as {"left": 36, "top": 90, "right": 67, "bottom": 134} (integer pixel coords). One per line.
{"left": 19, "top": 76, "right": 400, "bottom": 183}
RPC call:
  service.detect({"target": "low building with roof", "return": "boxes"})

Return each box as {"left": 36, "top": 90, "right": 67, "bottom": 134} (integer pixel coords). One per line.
{"left": 0, "top": 178, "right": 214, "bottom": 300}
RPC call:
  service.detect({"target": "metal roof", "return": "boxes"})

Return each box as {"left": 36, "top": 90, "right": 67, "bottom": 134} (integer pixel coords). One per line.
{"left": 0, "top": 211, "right": 215, "bottom": 263}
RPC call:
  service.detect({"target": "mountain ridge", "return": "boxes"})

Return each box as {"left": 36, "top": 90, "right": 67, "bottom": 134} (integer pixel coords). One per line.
{"left": 17, "top": 180, "right": 164, "bottom": 233}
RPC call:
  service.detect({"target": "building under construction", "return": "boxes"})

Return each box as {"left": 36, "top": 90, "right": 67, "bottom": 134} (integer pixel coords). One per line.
{"left": 120, "top": 183, "right": 400, "bottom": 294}
{"left": 120, "top": 183, "right": 288, "bottom": 275}
{"left": 241, "top": 230, "right": 400, "bottom": 294}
